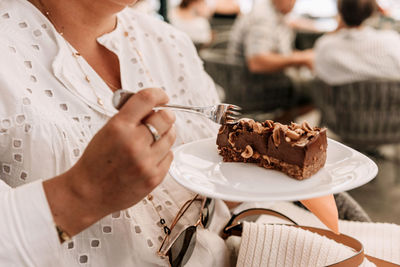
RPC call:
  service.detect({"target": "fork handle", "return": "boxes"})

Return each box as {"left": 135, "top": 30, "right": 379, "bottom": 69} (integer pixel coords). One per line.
{"left": 112, "top": 90, "right": 133, "bottom": 110}
{"left": 154, "top": 104, "right": 204, "bottom": 114}
{"left": 113, "top": 89, "right": 205, "bottom": 114}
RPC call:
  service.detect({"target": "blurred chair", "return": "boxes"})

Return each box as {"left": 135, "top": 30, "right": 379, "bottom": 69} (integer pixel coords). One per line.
{"left": 311, "top": 80, "right": 400, "bottom": 148}
{"left": 200, "top": 48, "right": 294, "bottom": 113}
{"left": 295, "top": 30, "right": 323, "bottom": 50}
{"left": 210, "top": 16, "right": 236, "bottom": 29}
{"left": 208, "top": 29, "right": 231, "bottom": 50}
{"left": 334, "top": 192, "right": 371, "bottom": 222}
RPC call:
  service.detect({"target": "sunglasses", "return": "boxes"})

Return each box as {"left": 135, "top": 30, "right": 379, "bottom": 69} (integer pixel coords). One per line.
{"left": 158, "top": 194, "right": 215, "bottom": 267}
{"left": 222, "top": 208, "right": 298, "bottom": 239}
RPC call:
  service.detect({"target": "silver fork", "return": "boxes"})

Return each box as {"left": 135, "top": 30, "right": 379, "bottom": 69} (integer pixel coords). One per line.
{"left": 112, "top": 89, "right": 241, "bottom": 125}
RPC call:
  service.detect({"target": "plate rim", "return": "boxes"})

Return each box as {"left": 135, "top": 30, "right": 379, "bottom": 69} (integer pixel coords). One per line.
{"left": 169, "top": 137, "right": 378, "bottom": 202}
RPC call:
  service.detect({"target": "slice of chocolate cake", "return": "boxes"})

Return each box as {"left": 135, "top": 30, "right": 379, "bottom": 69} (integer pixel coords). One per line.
{"left": 216, "top": 119, "right": 327, "bottom": 180}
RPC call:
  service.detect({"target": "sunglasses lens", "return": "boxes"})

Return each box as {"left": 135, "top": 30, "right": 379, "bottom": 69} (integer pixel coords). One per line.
{"left": 168, "top": 226, "right": 197, "bottom": 267}
{"left": 201, "top": 198, "right": 215, "bottom": 228}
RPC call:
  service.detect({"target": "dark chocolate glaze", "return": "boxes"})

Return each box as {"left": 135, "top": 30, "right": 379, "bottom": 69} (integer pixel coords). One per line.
{"left": 267, "top": 129, "right": 327, "bottom": 167}
{"left": 216, "top": 120, "right": 327, "bottom": 169}
{"left": 216, "top": 122, "right": 272, "bottom": 155}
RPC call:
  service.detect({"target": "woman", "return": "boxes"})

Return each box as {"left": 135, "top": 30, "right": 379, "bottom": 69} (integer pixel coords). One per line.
{"left": 0, "top": 0, "right": 231, "bottom": 266}
{"left": 1, "top": 1, "right": 388, "bottom": 266}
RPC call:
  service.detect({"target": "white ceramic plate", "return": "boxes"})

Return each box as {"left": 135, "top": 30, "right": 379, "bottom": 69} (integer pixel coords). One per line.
{"left": 169, "top": 137, "right": 378, "bottom": 202}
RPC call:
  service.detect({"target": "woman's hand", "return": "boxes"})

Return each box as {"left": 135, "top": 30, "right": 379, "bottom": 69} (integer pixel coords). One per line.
{"left": 43, "top": 88, "right": 176, "bottom": 237}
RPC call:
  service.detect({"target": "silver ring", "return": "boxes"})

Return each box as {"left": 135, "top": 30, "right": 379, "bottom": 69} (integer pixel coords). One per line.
{"left": 145, "top": 123, "right": 161, "bottom": 142}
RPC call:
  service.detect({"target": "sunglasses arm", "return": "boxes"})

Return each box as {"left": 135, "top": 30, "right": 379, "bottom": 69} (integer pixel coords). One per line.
{"left": 221, "top": 208, "right": 298, "bottom": 239}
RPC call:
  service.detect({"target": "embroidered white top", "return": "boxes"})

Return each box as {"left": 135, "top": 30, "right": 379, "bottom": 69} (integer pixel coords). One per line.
{"left": 0, "top": 0, "right": 231, "bottom": 266}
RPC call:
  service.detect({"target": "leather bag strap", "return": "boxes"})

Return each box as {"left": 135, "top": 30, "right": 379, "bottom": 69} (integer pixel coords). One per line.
{"left": 222, "top": 209, "right": 400, "bottom": 266}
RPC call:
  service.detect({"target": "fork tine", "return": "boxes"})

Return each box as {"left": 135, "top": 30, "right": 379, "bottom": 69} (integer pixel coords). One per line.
{"left": 228, "top": 104, "right": 242, "bottom": 111}
{"left": 225, "top": 110, "right": 242, "bottom": 116}
{"left": 225, "top": 118, "right": 239, "bottom": 124}
{"left": 225, "top": 115, "right": 240, "bottom": 121}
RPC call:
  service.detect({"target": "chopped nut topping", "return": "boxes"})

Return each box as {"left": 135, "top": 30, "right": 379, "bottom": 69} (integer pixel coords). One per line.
{"left": 286, "top": 129, "right": 301, "bottom": 141}
{"left": 233, "top": 147, "right": 242, "bottom": 152}
{"left": 262, "top": 155, "right": 270, "bottom": 164}
{"left": 272, "top": 125, "right": 281, "bottom": 147}
{"left": 264, "top": 120, "right": 274, "bottom": 128}
{"left": 302, "top": 121, "right": 313, "bottom": 132}
{"left": 277, "top": 123, "right": 288, "bottom": 133}
{"left": 295, "top": 139, "right": 309, "bottom": 147}
{"left": 253, "top": 122, "right": 263, "bottom": 134}
{"left": 285, "top": 137, "right": 291, "bottom": 142}
{"left": 218, "top": 125, "right": 226, "bottom": 134}
{"left": 240, "top": 118, "right": 254, "bottom": 128}
{"left": 240, "top": 119, "right": 255, "bottom": 131}
{"left": 307, "top": 132, "right": 316, "bottom": 137}
{"left": 252, "top": 152, "right": 260, "bottom": 159}
{"left": 290, "top": 122, "right": 300, "bottom": 129}
{"left": 295, "top": 128, "right": 305, "bottom": 135}
{"left": 228, "top": 132, "right": 235, "bottom": 147}
{"left": 241, "top": 145, "right": 253, "bottom": 158}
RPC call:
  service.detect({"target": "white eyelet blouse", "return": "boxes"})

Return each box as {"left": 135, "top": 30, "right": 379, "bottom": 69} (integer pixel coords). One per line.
{"left": 0, "top": 0, "right": 232, "bottom": 266}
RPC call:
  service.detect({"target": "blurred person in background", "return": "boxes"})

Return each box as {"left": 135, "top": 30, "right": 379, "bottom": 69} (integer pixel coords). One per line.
{"left": 130, "top": 0, "right": 161, "bottom": 17}
{"left": 315, "top": 0, "right": 400, "bottom": 85}
{"left": 212, "top": 0, "right": 241, "bottom": 18}
{"left": 169, "top": 0, "right": 213, "bottom": 47}
{"left": 227, "top": 0, "right": 314, "bottom": 74}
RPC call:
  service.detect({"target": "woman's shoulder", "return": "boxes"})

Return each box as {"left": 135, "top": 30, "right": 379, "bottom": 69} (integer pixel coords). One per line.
{"left": 372, "top": 27, "right": 400, "bottom": 42}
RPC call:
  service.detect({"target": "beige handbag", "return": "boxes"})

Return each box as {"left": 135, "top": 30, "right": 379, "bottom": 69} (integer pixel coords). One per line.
{"left": 222, "top": 208, "right": 400, "bottom": 267}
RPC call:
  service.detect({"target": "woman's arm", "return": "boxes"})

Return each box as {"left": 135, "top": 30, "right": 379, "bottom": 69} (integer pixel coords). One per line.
{"left": 0, "top": 180, "right": 61, "bottom": 266}
{"left": 0, "top": 88, "right": 176, "bottom": 265}
{"left": 43, "top": 88, "right": 176, "bottom": 236}
{"left": 247, "top": 50, "right": 314, "bottom": 73}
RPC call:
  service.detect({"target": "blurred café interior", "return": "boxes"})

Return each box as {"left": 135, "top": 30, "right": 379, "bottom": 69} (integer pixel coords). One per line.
{"left": 133, "top": 0, "right": 400, "bottom": 223}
